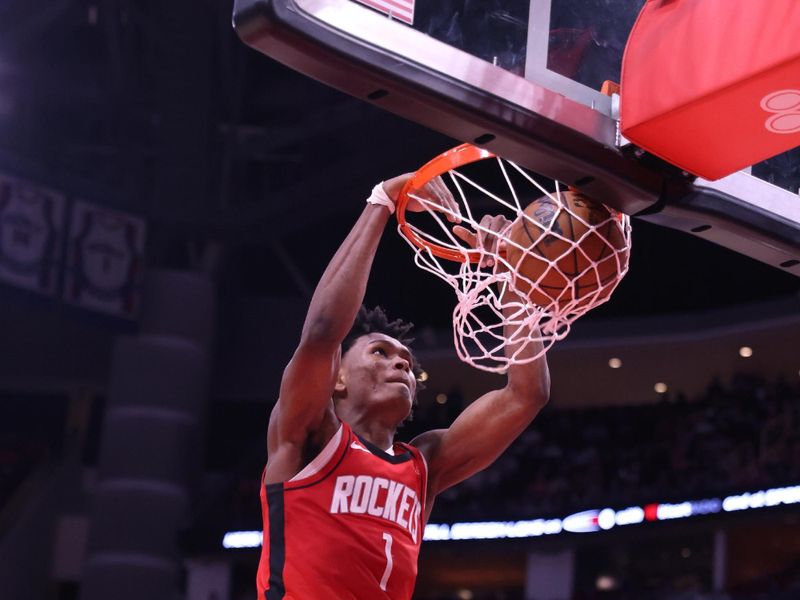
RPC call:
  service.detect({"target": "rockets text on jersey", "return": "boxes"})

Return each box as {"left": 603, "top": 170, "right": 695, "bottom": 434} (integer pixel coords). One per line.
{"left": 330, "top": 474, "right": 423, "bottom": 543}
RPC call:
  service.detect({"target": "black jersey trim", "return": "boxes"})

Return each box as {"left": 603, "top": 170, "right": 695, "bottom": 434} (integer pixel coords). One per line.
{"left": 401, "top": 442, "right": 429, "bottom": 513}
{"left": 265, "top": 483, "right": 286, "bottom": 600}
{"left": 285, "top": 428, "right": 352, "bottom": 492}
{"left": 355, "top": 433, "right": 413, "bottom": 464}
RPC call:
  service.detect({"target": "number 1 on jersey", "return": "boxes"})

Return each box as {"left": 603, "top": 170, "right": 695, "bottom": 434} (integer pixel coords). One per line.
{"left": 380, "top": 532, "right": 393, "bottom": 591}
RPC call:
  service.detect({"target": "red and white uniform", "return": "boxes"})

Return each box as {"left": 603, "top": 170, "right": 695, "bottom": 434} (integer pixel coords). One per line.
{"left": 257, "top": 421, "right": 428, "bottom": 600}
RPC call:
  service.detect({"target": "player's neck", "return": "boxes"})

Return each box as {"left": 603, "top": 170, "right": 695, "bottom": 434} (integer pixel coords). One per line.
{"left": 334, "top": 396, "right": 405, "bottom": 451}
{"left": 345, "top": 415, "right": 396, "bottom": 452}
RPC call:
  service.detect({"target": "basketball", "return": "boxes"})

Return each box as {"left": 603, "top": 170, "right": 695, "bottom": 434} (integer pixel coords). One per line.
{"left": 504, "top": 190, "right": 629, "bottom": 310}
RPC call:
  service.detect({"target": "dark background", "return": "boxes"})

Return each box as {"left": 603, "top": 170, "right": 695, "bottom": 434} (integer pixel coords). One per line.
{"left": 0, "top": 0, "right": 797, "bottom": 332}
{"left": 0, "top": 2, "right": 799, "bottom": 600}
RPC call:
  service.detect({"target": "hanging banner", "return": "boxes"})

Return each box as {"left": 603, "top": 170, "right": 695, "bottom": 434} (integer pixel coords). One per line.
{"left": 64, "top": 201, "right": 146, "bottom": 318}
{"left": 0, "top": 174, "right": 66, "bottom": 296}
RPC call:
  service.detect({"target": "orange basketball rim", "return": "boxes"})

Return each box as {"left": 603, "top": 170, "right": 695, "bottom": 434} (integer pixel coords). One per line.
{"left": 396, "top": 143, "right": 493, "bottom": 264}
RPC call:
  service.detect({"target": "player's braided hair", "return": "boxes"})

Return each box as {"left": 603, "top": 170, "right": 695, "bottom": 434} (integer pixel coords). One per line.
{"left": 342, "top": 305, "right": 425, "bottom": 393}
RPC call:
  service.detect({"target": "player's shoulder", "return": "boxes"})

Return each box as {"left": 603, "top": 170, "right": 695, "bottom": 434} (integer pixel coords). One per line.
{"left": 265, "top": 405, "right": 341, "bottom": 484}
{"left": 408, "top": 428, "right": 446, "bottom": 465}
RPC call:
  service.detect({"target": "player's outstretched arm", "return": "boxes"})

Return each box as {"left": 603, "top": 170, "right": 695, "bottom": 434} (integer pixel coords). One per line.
{"left": 266, "top": 182, "right": 398, "bottom": 481}
{"left": 411, "top": 324, "right": 550, "bottom": 505}
{"left": 267, "top": 174, "right": 460, "bottom": 482}
{"left": 411, "top": 216, "right": 551, "bottom": 507}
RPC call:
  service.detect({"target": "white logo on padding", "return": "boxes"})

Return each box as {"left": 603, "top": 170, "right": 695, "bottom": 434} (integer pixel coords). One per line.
{"left": 760, "top": 90, "right": 800, "bottom": 134}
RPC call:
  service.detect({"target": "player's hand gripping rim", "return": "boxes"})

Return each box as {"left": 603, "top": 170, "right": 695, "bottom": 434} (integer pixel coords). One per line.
{"left": 382, "top": 174, "right": 462, "bottom": 223}
{"left": 453, "top": 214, "right": 513, "bottom": 268}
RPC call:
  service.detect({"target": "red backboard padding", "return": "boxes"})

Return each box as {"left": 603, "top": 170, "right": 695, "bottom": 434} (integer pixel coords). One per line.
{"left": 620, "top": 0, "right": 800, "bottom": 180}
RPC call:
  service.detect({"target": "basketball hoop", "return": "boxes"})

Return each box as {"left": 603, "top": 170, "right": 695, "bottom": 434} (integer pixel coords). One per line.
{"left": 396, "top": 144, "right": 632, "bottom": 373}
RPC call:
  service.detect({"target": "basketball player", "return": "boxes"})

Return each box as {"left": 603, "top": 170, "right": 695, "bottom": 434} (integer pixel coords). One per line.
{"left": 257, "top": 174, "right": 550, "bottom": 599}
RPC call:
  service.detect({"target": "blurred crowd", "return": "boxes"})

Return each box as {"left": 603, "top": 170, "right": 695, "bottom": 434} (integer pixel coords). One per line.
{"left": 211, "top": 371, "right": 800, "bottom": 534}
{"left": 424, "top": 373, "right": 800, "bottom": 521}
{"left": 213, "top": 373, "right": 800, "bottom": 526}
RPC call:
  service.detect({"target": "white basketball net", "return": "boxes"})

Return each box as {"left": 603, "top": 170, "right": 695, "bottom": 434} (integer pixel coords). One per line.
{"left": 399, "top": 155, "right": 632, "bottom": 373}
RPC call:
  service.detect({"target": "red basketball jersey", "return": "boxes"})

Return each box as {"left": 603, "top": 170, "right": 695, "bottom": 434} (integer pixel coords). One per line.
{"left": 257, "top": 422, "right": 428, "bottom": 600}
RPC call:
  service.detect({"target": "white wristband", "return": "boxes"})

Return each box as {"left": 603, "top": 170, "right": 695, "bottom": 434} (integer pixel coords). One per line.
{"left": 366, "top": 183, "right": 396, "bottom": 215}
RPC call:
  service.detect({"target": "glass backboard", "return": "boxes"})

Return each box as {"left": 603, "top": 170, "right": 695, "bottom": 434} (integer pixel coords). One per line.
{"left": 233, "top": 0, "right": 800, "bottom": 275}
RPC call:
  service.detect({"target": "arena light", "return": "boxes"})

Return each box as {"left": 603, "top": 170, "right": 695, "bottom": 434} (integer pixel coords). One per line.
{"left": 596, "top": 575, "right": 618, "bottom": 591}
{"left": 221, "top": 484, "right": 800, "bottom": 547}
{"left": 597, "top": 508, "right": 616, "bottom": 530}
{"left": 608, "top": 357, "right": 622, "bottom": 369}
{"left": 614, "top": 506, "right": 645, "bottom": 526}
{"left": 447, "top": 518, "right": 563, "bottom": 540}
{"left": 222, "top": 530, "right": 263, "bottom": 549}
{"left": 722, "top": 485, "right": 800, "bottom": 512}
{"left": 656, "top": 501, "right": 692, "bottom": 520}
{"left": 739, "top": 346, "right": 753, "bottom": 358}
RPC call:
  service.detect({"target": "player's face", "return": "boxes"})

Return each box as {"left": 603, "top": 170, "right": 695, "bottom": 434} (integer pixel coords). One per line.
{"left": 341, "top": 333, "right": 417, "bottom": 417}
